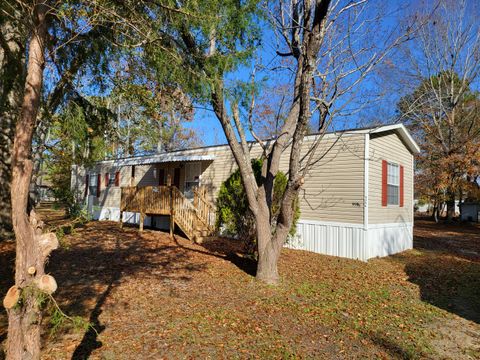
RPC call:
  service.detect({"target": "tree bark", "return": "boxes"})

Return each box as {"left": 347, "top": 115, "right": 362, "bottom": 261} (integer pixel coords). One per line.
{"left": 446, "top": 190, "right": 456, "bottom": 222}
{"left": 431, "top": 201, "right": 439, "bottom": 223}
{"left": 6, "top": 3, "right": 49, "bottom": 360}
{"left": 0, "top": 11, "right": 26, "bottom": 238}
{"left": 254, "top": 205, "right": 281, "bottom": 284}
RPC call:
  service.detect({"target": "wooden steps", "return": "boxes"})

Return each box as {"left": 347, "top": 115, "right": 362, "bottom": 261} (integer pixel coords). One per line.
{"left": 120, "top": 185, "right": 216, "bottom": 241}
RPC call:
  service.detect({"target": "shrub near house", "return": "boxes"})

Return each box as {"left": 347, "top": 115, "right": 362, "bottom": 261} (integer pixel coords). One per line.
{"left": 216, "top": 159, "right": 300, "bottom": 257}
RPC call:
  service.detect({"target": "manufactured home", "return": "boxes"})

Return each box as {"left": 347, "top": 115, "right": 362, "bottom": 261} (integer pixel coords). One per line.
{"left": 460, "top": 202, "right": 480, "bottom": 222}
{"left": 71, "top": 123, "right": 420, "bottom": 261}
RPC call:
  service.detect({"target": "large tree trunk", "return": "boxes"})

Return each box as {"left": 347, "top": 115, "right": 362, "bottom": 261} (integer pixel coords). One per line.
{"left": 445, "top": 189, "right": 456, "bottom": 222}
{"left": 0, "top": 11, "right": 26, "bottom": 239}
{"left": 255, "top": 207, "right": 282, "bottom": 284}
{"left": 206, "top": 0, "right": 330, "bottom": 285}
{"left": 5, "top": 4, "right": 57, "bottom": 360}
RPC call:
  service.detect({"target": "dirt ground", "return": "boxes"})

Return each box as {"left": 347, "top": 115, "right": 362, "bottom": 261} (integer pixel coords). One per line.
{"left": 0, "top": 212, "right": 479, "bottom": 359}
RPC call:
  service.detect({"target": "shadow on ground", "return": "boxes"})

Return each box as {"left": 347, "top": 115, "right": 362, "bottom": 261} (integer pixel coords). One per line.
{"left": 0, "top": 218, "right": 210, "bottom": 358}
{"left": 397, "top": 219, "right": 480, "bottom": 324}
{"left": 48, "top": 223, "right": 209, "bottom": 359}
{"left": 194, "top": 236, "right": 257, "bottom": 277}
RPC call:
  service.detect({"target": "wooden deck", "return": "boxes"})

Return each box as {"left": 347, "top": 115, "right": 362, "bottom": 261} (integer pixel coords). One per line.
{"left": 120, "top": 186, "right": 216, "bottom": 241}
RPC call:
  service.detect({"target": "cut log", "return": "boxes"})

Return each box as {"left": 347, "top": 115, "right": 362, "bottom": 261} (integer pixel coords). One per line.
{"left": 3, "top": 286, "right": 21, "bottom": 309}
{"left": 27, "top": 266, "right": 36, "bottom": 275}
{"left": 35, "top": 275, "right": 57, "bottom": 294}
{"left": 37, "top": 232, "right": 59, "bottom": 258}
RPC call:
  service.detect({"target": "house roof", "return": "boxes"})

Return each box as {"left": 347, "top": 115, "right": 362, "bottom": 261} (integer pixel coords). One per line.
{"left": 92, "top": 122, "right": 420, "bottom": 167}
{"left": 369, "top": 123, "right": 420, "bottom": 154}
{"left": 295, "top": 123, "right": 420, "bottom": 154}
{"left": 352, "top": 123, "right": 420, "bottom": 154}
{"left": 105, "top": 154, "right": 215, "bottom": 167}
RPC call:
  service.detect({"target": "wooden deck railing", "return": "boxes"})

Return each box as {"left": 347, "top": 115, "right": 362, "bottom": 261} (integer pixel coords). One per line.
{"left": 171, "top": 186, "right": 197, "bottom": 238}
{"left": 120, "top": 186, "right": 171, "bottom": 215}
{"left": 193, "top": 187, "right": 216, "bottom": 231}
{"left": 120, "top": 185, "right": 216, "bottom": 240}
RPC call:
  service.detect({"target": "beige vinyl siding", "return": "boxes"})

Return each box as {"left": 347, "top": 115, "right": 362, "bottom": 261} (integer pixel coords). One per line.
{"left": 296, "top": 134, "right": 365, "bottom": 224}
{"left": 191, "top": 134, "right": 365, "bottom": 224}
{"left": 76, "top": 133, "right": 366, "bottom": 224}
{"left": 368, "top": 131, "right": 414, "bottom": 224}
{"left": 199, "top": 144, "right": 263, "bottom": 203}
{"left": 89, "top": 163, "right": 120, "bottom": 208}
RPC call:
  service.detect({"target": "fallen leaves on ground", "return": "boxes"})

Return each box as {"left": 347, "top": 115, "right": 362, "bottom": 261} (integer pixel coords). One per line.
{"left": 0, "top": 214, "right": 479, "bottom": 359}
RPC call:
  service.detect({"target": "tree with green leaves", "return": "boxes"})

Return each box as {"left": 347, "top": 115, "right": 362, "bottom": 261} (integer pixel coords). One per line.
{"left": 108, "top": 80, "right": 202, "bottom": 156}
{"left": 3, "top": 0, "right": 222, "bottom": 354}
{"left": 0, "top": 2, "right": 27, "bottom": 238}
{"left": 137, "top": 0, "right": 415, "bottom": 284}
{"left": 45, "top": 99, "right": 113, "bottom": 212}
{"left": 216, "top": 159, "right": 300, "bottom": 258}
{"left": 2, "top": 1, "right": 152, "bottom": 357}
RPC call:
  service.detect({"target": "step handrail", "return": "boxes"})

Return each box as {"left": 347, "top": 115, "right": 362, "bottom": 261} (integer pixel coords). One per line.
{"left": 120, "top": 185, "right": 216, "bottom": 240}
{"left": 193, "top": 187, "right": 216, "bottom": 231}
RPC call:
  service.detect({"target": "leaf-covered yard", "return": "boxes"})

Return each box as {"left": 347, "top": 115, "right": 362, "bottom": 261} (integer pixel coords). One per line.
{"left": 1, "top": 212, "right": 479, "bottom": 359}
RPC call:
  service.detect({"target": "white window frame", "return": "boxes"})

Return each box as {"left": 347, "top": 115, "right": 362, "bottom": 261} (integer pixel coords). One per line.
{"left": 89, "top": 173, "right": 98, "bottom": 196}
{"left": 184, "top": 162, "right": 201, "bottom": 199}
{"left": 107, "top": 171, "right": 116, "bottom": 187}
{"left": 387, "top": 162, "right": 400, "bottom": 206}
{"left": 89, "top": 173, "right": 98, "bottom": 186}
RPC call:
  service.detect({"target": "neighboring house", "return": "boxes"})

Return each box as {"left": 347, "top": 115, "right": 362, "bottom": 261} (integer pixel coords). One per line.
{"left": 460, "top": 202, "right": 480, "bottom": 222}
{"left": 31, "top": 175, "right": 55, "bottom": 202}
{"left": 414, "top": 200, "right": 460, "bottom": 217}
{"left": 71, "top": 123, "right": 420, "bottom": 261}
{"left": 414, "top": 199, "right": 432, "bottom": 214}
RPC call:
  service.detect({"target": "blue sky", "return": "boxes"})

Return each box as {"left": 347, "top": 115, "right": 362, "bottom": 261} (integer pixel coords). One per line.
{"left": 55, "top": 0, "right": 479, "bottom": 149}
{"left": 186, "top": 1, "right": 421, "bottom": 146}
{"left": 188, "top": 0, "right": 480, "bottom": 147}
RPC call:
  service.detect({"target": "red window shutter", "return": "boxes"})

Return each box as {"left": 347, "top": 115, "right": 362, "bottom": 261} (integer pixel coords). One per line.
{"left": 105, "top": 173, "right": 109, "bottom": 186}
{"left": 115, "top": 171, "right": 120, "bottom": 187}
{"left": 400, "top": 165, "right": 404, "bottom": 207}
{"left": 97, "top": 174, "right": 101, "bottom": 197}
{"left": 85, "top": 175, "right": 89, "bottom": 197}
{"left": 382, "top": 160, "right": 388, "bottom": 207}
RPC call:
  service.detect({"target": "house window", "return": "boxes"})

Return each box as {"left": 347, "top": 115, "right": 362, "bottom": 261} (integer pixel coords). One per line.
{"left": 89, "top": 173, "right": 98, "bottom": 197}
{"left": 107, "top": 172, "right": 116, "bottom": 186}
{"left": 184, "top": 162, "right": 201, "bottom": 199}
{"left": 387, "top": 163, "right": 399, "bottom": 205}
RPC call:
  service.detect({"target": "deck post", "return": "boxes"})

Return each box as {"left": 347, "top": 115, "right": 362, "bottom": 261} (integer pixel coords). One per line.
{"left": 119, "top": 211, "right": 123, "bottom": 228}
{"left": 139, "top": 212, "right": 145, "bottom": 231}
{"left": 169, "top": 185, "right": 174, "bottom": 239}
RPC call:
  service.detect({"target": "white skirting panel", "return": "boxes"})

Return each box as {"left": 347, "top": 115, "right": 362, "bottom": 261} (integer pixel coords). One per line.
{"left": 366, "top": 222, "right": 413, "bottom": 259}
{"left": 95, "top": 207, "right": 121, "bottom": 222}
{"left": 288, "top": 219, "right": 413, "bottom": 261}
{"left": 87, "top": 203, "right": 167, "bottom": 229}
{"left": 286, "top": 220, "right": 367, "bottom": 261}
{"left": 86, "top": 204, "right": 413, "bottom": 261}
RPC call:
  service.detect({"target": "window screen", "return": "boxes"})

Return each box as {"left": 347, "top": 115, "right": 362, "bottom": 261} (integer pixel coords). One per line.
{"left": 89, "top": 173, "right": 98, "bottom": 196}
{"left": 387, "top": 163, "right": 399, "bottom": 205}
{"left": 107, "top": 172, "right": 116, "bottom": 186}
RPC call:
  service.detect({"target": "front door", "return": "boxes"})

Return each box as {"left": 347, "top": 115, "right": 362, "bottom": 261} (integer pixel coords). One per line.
{"left": 158, "top": 167, "right": 165, "bottom": 186}
{"left": 173, "top": 167, "right": 181, "bottom": 189}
